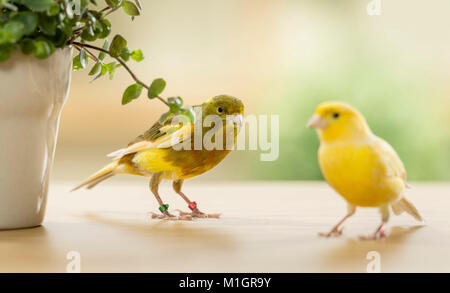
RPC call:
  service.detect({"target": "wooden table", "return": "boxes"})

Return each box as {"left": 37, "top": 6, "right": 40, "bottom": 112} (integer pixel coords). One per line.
{"left": 0, "top": 181, "right": 449, "bottom": 273}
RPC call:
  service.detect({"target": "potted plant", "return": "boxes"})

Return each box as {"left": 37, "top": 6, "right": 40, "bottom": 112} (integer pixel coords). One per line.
{"left": 0, "top": 0, "right": 192, "bottom": 229}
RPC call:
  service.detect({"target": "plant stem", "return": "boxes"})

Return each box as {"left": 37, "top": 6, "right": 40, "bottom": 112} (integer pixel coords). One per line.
{"left": 99, "top": 6, "right": 111, "bottom": 13}
{"left": 72, "top": 41, "right": 169, "bottom": 106}
{"left": 103, "top": 6, "right": 120, "bottom": 18}
{"left": 73, "top": 43, "right": 100, "bottom": 64}
{"left": 82, "top": 47, "right": 100, "bottom": 63}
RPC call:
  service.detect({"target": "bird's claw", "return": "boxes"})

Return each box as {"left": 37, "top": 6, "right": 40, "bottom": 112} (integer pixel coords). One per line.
{"left": 175, "top": 208, "right": 221, "bottom": 219}
{"left": 149, "top": 211, "right": 193, "bottom": 221}
{"left": 318, "top": 227, "right": 344, "bottom": 238}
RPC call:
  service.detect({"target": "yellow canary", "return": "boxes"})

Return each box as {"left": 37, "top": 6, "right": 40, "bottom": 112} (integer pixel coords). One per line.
{"left": 308, "top": 101, "right": 423, "bottom": 239}
{"left": 73, "top": 95, "right": 244, "bottom": 220}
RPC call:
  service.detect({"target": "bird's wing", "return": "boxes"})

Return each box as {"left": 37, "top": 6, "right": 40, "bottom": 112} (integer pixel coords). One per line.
{"left": 372, "top": 136, "right": 407, "bottom": 183}
{"left": 107, "top": 115, "right": 193, "bottom": 160}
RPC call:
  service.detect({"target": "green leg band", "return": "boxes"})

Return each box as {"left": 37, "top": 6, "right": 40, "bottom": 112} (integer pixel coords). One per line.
{"left": 159, "top": 204, "right": 169, "bottom": 213}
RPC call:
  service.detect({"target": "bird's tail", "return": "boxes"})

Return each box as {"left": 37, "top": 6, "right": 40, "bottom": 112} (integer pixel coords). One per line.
{"left": 391, "top": 197, "right": 423, "bottom": 222}
{"left": 71, "top": 161, "right": 119, "bottom": 192}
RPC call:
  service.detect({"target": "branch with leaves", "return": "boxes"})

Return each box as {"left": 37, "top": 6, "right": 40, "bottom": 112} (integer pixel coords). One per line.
{"left": 0, "top": 0, "right": 193, "bottom": 120}
{"left": 71, "top": 38, "right": 169, "bottom": 106}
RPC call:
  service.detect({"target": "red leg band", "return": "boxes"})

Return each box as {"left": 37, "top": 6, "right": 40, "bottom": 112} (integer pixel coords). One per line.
{"left": 379, "top": 226, "right": 385, "bottom": 238}
{"left": 188, "top": 201, "right": 197, "bottom": 211}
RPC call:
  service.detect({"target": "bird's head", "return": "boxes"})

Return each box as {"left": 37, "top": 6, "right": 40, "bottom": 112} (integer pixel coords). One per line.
{"left": 201, "top": 95, "right": 244, "bottom": 126}
{"left": 307, "top": 101, "right": 371, "bottom": 143}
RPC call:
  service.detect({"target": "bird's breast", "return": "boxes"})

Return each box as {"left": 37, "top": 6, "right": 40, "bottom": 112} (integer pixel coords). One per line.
{"left": 318, "top": 143, "right": 402, "bottom": 207}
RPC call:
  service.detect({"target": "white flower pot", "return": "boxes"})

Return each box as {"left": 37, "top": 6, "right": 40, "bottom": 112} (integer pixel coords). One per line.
{"left": 0, "top": 47, "right": 72, "bottom": 230}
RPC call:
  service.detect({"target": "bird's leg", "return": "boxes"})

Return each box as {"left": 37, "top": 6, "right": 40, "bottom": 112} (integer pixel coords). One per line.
{"left": 319, "top": 205, "right": 356, "bottom": 238}
{"left": 148, "top": 173, "right": 184, "bottom": 220}
{"left": 359, "top": 222, "right": 386, "bottom": 240}
{"left": 360, "top": 205, "right": 389, "bottom": 240}
{"left": 173, "top": 180, "right": 221, "bottom": 219}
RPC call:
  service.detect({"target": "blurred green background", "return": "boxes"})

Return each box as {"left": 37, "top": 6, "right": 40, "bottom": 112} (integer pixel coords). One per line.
{"left": 54, "top": 0, "right": 450, "bottom": 182}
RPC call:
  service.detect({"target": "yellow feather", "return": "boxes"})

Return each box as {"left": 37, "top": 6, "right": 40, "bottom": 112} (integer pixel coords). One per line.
{"left": 132, "top": 148, "right": 180, "bottom": 175}
{"left": 319, "top": 137, "right": 404, "bottom": 207}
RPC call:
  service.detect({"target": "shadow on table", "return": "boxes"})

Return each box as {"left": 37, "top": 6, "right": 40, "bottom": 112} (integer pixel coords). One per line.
{"left": 81, "top": 212, "right": 236, "bottom": 249}
{"left": 317, "top": 225, "right": 425, "bottom": 272}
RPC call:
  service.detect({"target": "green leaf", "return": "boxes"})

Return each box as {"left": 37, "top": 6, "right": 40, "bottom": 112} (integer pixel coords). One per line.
{"left": 59, "top": 18, "right": 73, "bottom": 36}
{"left": 38, "top": 14, "right": 57, "bottom": 36}
{"left": 122, "top": 1, "right": 140, "bottom": 16}
{"left": 109, "top": 34, "right": 127, "bottom": 57}
{"left": 0, "top": 44, "right": 12, "bottom": 62}
{"left": 1, "top": 2, "right": 18, "bottom": 11}
{"left": 99, "top": 63, "right": 108, "bottom": 75}
{"left": 19, "top": 38, "right": 35, "bottom": 54}
{"left": 72, "top": 55, "right": 82, "bottom": 70}
{"left": 130, "top": 49, "right": 143, "bottom": 62}
{"left": 122, "top": 83, "right": 143, "bottom": 105}
{"left": 90, "top": 70, "right": 102, "bottom": 82}
{"left": 21, "top": 0, "right": 53, "bottom": 12}
{"left": 12, "top": 12, "right": 38, "bottom": 35}
{"left": 148, "top": 78, "right": 166, "bottom": 99}
{"left": 89, "top": 61, "right": 101, "bottom": 76}
{"left": 98, "top": 39, "right": 109, "bottom": 60}
{"left": 46, "top": 2, "right": 60, "bottom": 16}
{"left": 51, "top": 29, "right": 67, "bottom": 47}
{"left": 181, "top": 106, "right": 196, "bottom": 123}
{"left": 79, "top": 48, "right": 87, "bottom": 68}
{"left": 97, "top": 18, "right": 111, "bottom": 39}
{"left": 109, "top": 67, "right": 117, "bottom": 80}
{"left": 105, "top": 0, "right": 122, "bottom": 8}
{"left": 0, "top": 12, "right": 9, "bottom": 24}
{"left": 102, "top": 39, "right": 110, "bottom": 49}
{"left": 81, "top": 27, "right": 97, "bottom": 41}
{"left": 168, "top": 96, "right": 183, "bottom": 113}
{"left": 119, "top": 47, "right": 130, "bottom": 61}
{"left": 106, "top": 61, "right": 118, "bottom": 79}
{"left": 0, "top": 29, "right": 8, "bottom": 44}
{"left": 33, "top": 39, "right": 54, "bottom": 59}
{"left": 3, "top": 21, "right": 25, "bottom": 43}
{"left": 103, "top": 61, "right": 118, "bottom": 79}
{"left": 92, "top": 63, "right": 108, "bottom": 81}
{"left": 104, "top": 61, "right": 116, "bottom": 72}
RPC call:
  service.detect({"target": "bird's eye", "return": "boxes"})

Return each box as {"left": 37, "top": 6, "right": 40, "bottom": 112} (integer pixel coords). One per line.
{"left": 333, "top": 113, "right": 340, "bottom": 119}
{"left": 217, "top": 107, "right": 224, "bottom": 113}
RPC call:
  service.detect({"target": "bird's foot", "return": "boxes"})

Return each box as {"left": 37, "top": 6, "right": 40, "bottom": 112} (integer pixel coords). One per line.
{"left": 149, "top": 211, "right": 192, "bottom": 221}
{"left": 318, "top": 227, "right": 344, "bottom": 238}
{"left": 176, "top": 207, "right": 221, "bottom": 219}
{"left": 359, "top": 226, "right": 385, "bottom": 241}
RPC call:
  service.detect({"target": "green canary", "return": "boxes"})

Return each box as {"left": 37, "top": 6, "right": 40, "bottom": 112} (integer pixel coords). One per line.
{"left": 73, "top": 95, "right": 244, "bottom": 220}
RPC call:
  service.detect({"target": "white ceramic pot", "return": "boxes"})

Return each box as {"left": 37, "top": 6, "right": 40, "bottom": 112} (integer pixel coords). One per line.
{"left": 0, "top": 47, "right": 72, "bottom": 229}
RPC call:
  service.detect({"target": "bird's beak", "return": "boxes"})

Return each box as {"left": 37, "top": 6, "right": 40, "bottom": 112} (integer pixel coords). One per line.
{"left": 230, "top": 114, "right": 243, "bottom": 127}
{"left": 307, "top": 114, "right": 327, "bottom": 129}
